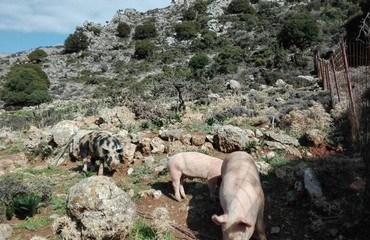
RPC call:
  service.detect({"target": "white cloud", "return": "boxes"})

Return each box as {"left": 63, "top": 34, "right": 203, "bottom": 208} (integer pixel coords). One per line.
{"left": 0, "top": 0, "right": 172, "bottom": 33}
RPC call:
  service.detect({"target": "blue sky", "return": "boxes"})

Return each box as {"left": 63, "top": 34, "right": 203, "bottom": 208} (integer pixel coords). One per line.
{"left": 0, "top": 0, "right": 172, "bottom": 53}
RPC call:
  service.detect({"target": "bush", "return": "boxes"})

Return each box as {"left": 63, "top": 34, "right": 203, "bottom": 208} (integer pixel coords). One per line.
{"left": 174, "top": 21, "right": 199, "bottom": 40}
{"left": 189, "top": 53, "right": 209, "bottom": 69}
{"left": 278, "top": 11, "right": 320, "bottom": 50}
{"left": 134, "top": 40, "right": 157, "bottom": 60}
{"left": 192, "top": 29, "right": 218, "bottom": 50}
{"left": 183, "top": 8, "right": 196, "bottom": 20}
{"left": 227, "top": 0, "right": 256, "bottom": 14}
{"left": 64, "top": 29, "right": 89, "bottom": 53}
{"left": 117, "top": 22, "right": 131, "bottom": 38}
{"left": 212, "top": 45, "right": 243, "bottom": 74}
{"left": 194, "top": 0, "right": 208, "bottom": 14}
{"left": 0, "top": 64, "right": 52, "bottom": 107}
{"left": 28, "top": 49, "right": 47, "bottom": 63}
{"left": 133, "top": 22, "right": 157, "bottom": 40}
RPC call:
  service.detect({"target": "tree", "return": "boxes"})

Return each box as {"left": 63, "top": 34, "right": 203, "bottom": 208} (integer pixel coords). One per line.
{"left": 134, "top": 40, "right": 157, "bottom": 59}
{"left": 64, "top": 29, "right": 89, "bottom": 53}
{"left": 189, "top": 53, "right": 209, "bottom": 69}
{"left": 133, "top": 22, "right": 157, "bottom": 40}
{"left": 28, "top": 49, "right": 47, "bottom": 63}
{"left": 0, "top": 64, "right": 51, "bottom": 106}
{"left": 117, "top": 22, "right": 131, "bottom": 38}
{"left": 278, "top": 12, "right": 320, "bottom": 50}
{"left": 227, "top": 0, "right": 256, "bottom": 14}
{"left": 174, "top": 21, "right": 199, "bottom": 40}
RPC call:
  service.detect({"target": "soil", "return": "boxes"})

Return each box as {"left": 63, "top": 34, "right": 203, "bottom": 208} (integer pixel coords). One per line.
{"left": 4, "top": 149, "right": 369, "bottom": 240}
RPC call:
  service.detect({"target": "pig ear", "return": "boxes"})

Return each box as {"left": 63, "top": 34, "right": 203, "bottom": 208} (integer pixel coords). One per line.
{"left": 212, "top": 214, "right": 227, "bottom": 225}
{"left": 236, "top": 218, "right": 252, "bottom": 228}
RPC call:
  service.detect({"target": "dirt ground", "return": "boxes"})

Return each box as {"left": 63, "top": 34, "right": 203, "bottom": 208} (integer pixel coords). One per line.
{"left": 5, "top": 149, "right": 369, "bottom": 240}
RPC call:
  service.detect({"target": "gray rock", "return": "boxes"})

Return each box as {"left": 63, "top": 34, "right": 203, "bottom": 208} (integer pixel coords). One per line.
{"left": 67, "top": 176, "right": 136, "bottom": 239}
{"left": 214, "top": 125, "right": 251, "bottom": 153}
{"left": 159, "top": 129, "right": 184, "bottom": 141}
{"left": 0, "top": 224, "right": 12, "bottom": 240}
{"left": 270, "top": 226, "right": 281, "bottom": 234}
{"left": 304, "top": 168, "right": 323, "bottom": 199}
{"left": 265, "top": 131, "right": 299, "bottom": 146}
{"left": 51, "top": 120, "right": 79, "bottom": 146}
{"left": 151, "top": 137, "right": 166, "bottom": 154}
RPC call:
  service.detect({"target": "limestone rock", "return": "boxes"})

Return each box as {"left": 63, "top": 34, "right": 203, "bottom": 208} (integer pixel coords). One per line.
{"left": 214, "top": 125, "right": 250, "bottom": 153}
{"left": 66, "top": 176, "right": 136, "bottom": 239}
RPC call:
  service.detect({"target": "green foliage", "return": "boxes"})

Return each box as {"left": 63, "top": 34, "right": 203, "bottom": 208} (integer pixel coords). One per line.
{"left": 189, "top": 52, "right": 209, "bottom": 69}
{"left": 174, "top": 21, "right": 200, "bottom": 40}
{"left": 0, "top": 64, "right": 52, "bottom": 107}
{"left": 128, "top": 219, "right": 156, "bottom": 239}
{"left": 278, "top": 11, "right": 320, "bottom": 50}
{"left": 64, "top": 29, "right": 89, "bottom": 53}
{"left": 245, "top": 140, "right": 258, "bottom": 153}
{"left": 227, "top": 0, "right": 256, "bottom": 14}
{"left": 193, "top": 0, "right": 208, "bottom": 14}
{"left": 134, "top": 40, "right": 157, "bottom": 60}
{"left": 50, "top": 196, "right": 66, "bottom": 214}
{"left": 127, "top": 218, "right": 175, "bottom": 240}
{"left": 133, "top": 22, "right": 157, "bottom": 40}
{"left": 183, "top": 8, "right": 196, "bottom": 20}
{"left": 14, "top": 216, "right": 50, "bottom": 230}
{"left": 117, "top": 22, "right": 131, "bottom": 38}
{"left": 262, "top": 156, "right": 290, "bottom": 169}
{"left": 192, "top": 29, "right": 218, "bottom": 50}
{"left": 212, "top": 45, "right": 243, "bottom": 74}
{"left": 28, "top": 49, "right": 47, "bottom": 63}
{"left": 12, "top": 193, "right": 41, "bottom": 218}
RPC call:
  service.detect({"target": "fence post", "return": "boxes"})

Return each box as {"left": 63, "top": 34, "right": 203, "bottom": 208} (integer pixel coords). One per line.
{"left": 330, "top": 57, "right": 341, "bottom": 104}
{"left": 341, "top": 41, "right": 359, "bottom": 135}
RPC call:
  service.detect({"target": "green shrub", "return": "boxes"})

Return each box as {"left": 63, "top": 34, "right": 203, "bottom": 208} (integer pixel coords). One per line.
{"left": 212, "top": 45, "right": 243, "bottom": 74}
{"left": 0, "top": 64, "right": 52, "bottom": 107}
{"left": 134, "top": 40, "right": 157, "bottom": 60}
{"left": 183, "top": 8, "right": 196, "bottom": 20}
{"left": 133, "top": 22, "right": 157, "bottom": 40}
{"left": 227, "top": 0, "right": 256, "bottom": 14}
{"left": 194, "top": 0, "right": 208, "bottom": 14}
{"left": 117, "top": 22, "right": 131, "bottom": 38}
{"left": 277, "top": 11, "right": 320, "bottom": 50}
{"left": 174, "top": 21, "right": 200, "bottom": 40}
{"left": 12, "top": 193, "right": 41, "bottom": 218}
{"left": 28, "top": 49, "right": 47, "bottom": 63}
{"left": 192, "top": 29, "right": 218, "bottom": 50}
{"left": 64, "top": 29, "right": 89, "bottom": 53}
{"left": 189, "top": 52, "right": 209, "bottom": 69}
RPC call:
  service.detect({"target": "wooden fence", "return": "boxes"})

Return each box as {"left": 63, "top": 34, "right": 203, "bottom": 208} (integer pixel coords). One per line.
{"left": 316, "top": 41, "right": 370, "bottom": 140}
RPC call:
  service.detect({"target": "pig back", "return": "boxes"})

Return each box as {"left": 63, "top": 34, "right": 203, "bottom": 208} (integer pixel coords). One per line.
{"left": 219, "top": 151, "right": 263, "bottom": 219}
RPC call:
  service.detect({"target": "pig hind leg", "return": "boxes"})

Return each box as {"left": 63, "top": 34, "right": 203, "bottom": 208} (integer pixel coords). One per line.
{"left": 179, "top": 176, "right": 187, "bottom": 200}
{"left": 255, "top": 208, "right": 267, "bottom": 240}
{"left": 170, "top": 171, "right": 183, "bottom": 201}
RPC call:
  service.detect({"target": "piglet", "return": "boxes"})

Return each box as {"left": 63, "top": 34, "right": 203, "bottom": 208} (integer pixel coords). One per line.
{"left": 167, "top": 151, "right": 223, "bottom": 202}
{"left": 212, "top": 151, "right": 267, "bottom": 240}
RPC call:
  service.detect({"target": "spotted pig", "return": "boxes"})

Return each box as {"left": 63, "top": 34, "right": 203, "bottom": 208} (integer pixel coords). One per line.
{"left": 78, "top": 131, "right": 123, "bottom": 175}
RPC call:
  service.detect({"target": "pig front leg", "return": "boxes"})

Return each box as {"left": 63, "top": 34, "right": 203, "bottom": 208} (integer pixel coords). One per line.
{"left": 207, "top": 176, "right": 220, "bottom": 202}
{"left": 97, "top": 161, "right": 104, "bottom": 176}
{"left": 80, "top": 151, "right": 91, "bottom": 173}
{"left": 256, "top": 207, "right": 267, "bottom": 240}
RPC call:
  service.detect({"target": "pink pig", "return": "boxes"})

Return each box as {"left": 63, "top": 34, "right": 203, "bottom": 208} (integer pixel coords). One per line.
{"left": 167, "top": 151, "right": 223, "bottom": 202}
{"left": 212, "top": 151, "right": 267, "bottom": 240}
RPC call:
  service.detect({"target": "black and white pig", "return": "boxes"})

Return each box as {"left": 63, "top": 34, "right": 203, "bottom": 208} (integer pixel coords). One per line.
{"left": 78, "top": 131, "right": 124, "bottom": 175}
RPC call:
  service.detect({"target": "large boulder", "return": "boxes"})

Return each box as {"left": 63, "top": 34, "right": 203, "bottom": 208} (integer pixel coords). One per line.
{"left": 214, "top": 125, "right": 250, "bottom": 153}
{"left": 65, "top": 176, "right": 136, "bottom": 239}
{"left": 51, "top": 120, "right": 80, "bottom": 146}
